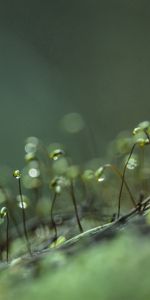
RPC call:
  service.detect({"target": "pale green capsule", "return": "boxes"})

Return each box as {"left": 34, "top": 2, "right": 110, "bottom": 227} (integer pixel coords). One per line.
{"left": 138, "top": 121, "right": 150, "bottom": 130}
{"left": 133, "top": 127, "right": 141, "bottom": 135}
{"left": 0, "top": 206, "right": 7, "bottom": 218}
{"left": 136, "top": 138, "right": 149, "bottom": 147}
{"left": 24, "top": 152, "right": 36, "bottom": 162}
{"left": 13, "top": 170, "right": 21, "bottom": 179}
{"left": 49, "top": 149, "right": 65, "bottom": 161}
{"left": 95, "top": 166, "right": 104, "bottom": 178}
{"left": 95, "top": 166, "right": 106, "bottom": 182}
{"left": 133, "top": 121, "right": 150, "bottom": 135}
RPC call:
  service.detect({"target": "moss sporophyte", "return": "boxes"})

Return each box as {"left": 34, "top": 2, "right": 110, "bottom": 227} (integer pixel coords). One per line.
{"left": 0, "top": 120, "right": 149, "bottom": 262}
{"left": 13, "top": 170, "right": 32, "bottom": 256}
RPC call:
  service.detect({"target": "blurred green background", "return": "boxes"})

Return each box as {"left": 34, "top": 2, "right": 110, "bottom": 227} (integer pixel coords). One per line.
{"left": 0, "top": 0, "right": 150, "bottom": 168}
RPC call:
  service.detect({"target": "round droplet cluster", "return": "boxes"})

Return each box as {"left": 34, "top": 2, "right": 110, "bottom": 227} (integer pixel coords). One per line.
{"left": 126, "top": 156, "right": 138, "bottom": 170}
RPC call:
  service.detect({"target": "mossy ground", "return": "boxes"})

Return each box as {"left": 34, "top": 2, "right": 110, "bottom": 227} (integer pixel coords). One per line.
{"left": 1, "top": 211, "right": 150, "bottom": 300}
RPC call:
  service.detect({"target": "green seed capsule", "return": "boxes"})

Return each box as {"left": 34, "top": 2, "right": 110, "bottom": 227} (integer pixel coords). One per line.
{"left": 49, "top": 149, "right": 65, "bottom": 161}
{"left": 138, "top": 121, "right": 150, "bottom": 130}
{"left": 132, "top": 127, "right": 141, "bottom": 135}
{"left": 133, "top": 121, "right": 150, "bottom": 135}
{"left": 13, "top": 170, "right": 21, "bottom": 179}
{"left": 136, "top": 138, "right": 149, "bottom": 147}
{"left": 95, "top": 166, "right": 105, "bottom": 182}
{"left": 0, "top": 206, "right": 7, "bottom": 218}
{"left": 51, "top": 177, "right": 58, "bottom": 188}
{"left": 24, "top": 152, "right": 36, "bottom": 162}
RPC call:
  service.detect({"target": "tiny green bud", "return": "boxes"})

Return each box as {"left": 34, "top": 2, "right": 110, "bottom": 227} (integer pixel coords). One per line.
{"left": 136, "top": 138, "right": 149, "bottom": 147}
{"left": 13, "top": 170, "right": 21, "bottom": 179}
{"left": 0, "top": 206, "right": 7, "bottom": 218}
{"left": 138, "top": 121, "right": 150, "bottom": 130}
{"left": 49, "top": 149, "right": 65, "bottom": 161}
{"left": 95, "top": 166, "right": 105, "bottom": 182}
{"left": 132, "top": 127, "right": 141, "bottom": 135}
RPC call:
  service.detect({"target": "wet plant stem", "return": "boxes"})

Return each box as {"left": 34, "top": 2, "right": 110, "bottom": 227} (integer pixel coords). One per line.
{"left": 0, "top": 185, "right": 22, "bottom": 238}
{"left": 18, "top": 178, "right": 32, "bottom": 256}
{"left": 105, "top": 164, "right": 137, "bottom": 208}
{"left": 117, "top": 143, "right": 136, "bottom": 219}
{"left": 6, "top": 211, "right": 9, "bottom": 262}
{"left": 50, "top": 192, "right": 58, "bottom": 241}
{"left": 70, "top": 179, "right": 83, "bottom": 233}
{"left": 9, "top": 209, "right": 22, "bottom": 239}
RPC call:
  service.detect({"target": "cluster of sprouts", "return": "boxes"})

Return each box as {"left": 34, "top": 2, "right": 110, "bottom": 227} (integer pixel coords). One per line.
{"left": 0, "top": 120, "right": 150, "bottom": 262}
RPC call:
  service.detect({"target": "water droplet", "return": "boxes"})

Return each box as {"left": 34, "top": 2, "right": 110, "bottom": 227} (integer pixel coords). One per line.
{"left": 25, "top": 137, "right": 39, "bottom": 153}
{"left": 97, "top": 176, "right": 105, "bottom": 182}
{"left": 28, "top": 168, "right": 40, "bottom": 178}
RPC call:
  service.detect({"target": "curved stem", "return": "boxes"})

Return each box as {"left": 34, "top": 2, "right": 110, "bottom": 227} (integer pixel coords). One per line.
{"left": 117, "top": 143, "right": 136, "bottom": 218}
{"left": 18, "top": 178, "right": 32, "bottom": 256}
{"left": 50, "top": 192, "right": 58, "bottom": 241}
{"left": 0, "top": 186, "right": 22, "bottom": 238}
{"left": 105, "top": 164, "right": 136, "bottom": 208}
{"left": 6, "top": 211, "right": 9, "bottom": 263}
{"left": 144, "top": 129, "right": 150, "bottom": 143}
{"left": 70, "top": 179, "right": 83, "bottom": 233}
